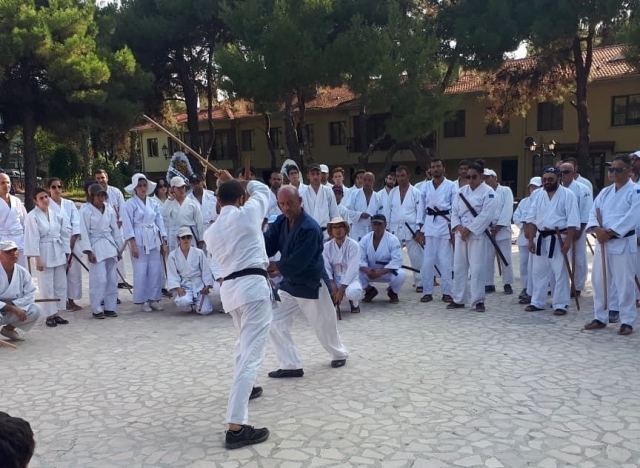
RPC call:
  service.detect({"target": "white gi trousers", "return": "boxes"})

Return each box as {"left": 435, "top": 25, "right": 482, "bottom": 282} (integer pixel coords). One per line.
{"left": 37, "top": 265, "right": 67, "bottom": 317}
{"left": 89, "top": 257, "right": 118, "bottom": 313}
{"left": 421, "top": 237, "right": 453, "bottom": 295}
{"left": 404, "top": 238, "right": 423, "bottom": 285}
{"left": 572, "top": 230, "right": 588, "bottom": 292}
{"left": 530, "top": 235, "right": 570, "bottom": 311}
{"left": 592, "top": 242, "right": 637, "bottom": 326}
{"left": 485, "top": 238, "right": 513, "bottom": 287}
{"left": 0, "top": 303, "right": 41, "bottom": 331}
{"left": 518, "top": 246, "right": 530, "bottom": 293}
{"left": 334, "top": 279, "right": 363, "bottom": 307}
{"left": 131, "top": 248, "right": 163, "bottom": 304}
{"left": 227, "top": 299, "right": 272, "bottom": 425}
{"left": 174, "top": 289, "right": 213, "bottom": 315}
{"left": 359, "top": 270, "right": 406, "bottom": 294}
{"left": 270, "top": 283, "right": 349, "bottom": 369}
{"left": 452, "top": 236, "right": 489, "bottom": 307}
{"left": 67, "top": 245, "right": 83, "bottom": 301}
{"left": 636, "top": 249, "right": 640, "bottom": 301}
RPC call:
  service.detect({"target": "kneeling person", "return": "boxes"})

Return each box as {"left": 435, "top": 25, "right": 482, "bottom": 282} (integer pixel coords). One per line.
{"left": 168, "top": 226, "right": 215, "bottom": 314}
{"left": 0, "top": 240, "right": 41, "bottom": 342}
{"left": 359, "top": 214, "right": 406, "bottom": 304}
{"left": 323, "top": 217, "right": 363, "bottom": 313}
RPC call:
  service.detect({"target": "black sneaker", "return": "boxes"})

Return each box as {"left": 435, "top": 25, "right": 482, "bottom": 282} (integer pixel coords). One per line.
{"left": 249, "top": 386, "right": 263, "bottom": 400}
{"left": 225, "top": 425, "right": 270, "bottom": 449}
{"left": 518, "top": 288, "right": 528, "bottom": 299}
{"left": 93, "top": 312, "right": 105, "bottom": 319}
{"left": 608, "top": 310, "right": 620, "bottom": 323}
{"left": 104, "top": 311, "right": 118, "bottom": 318}
{"left": 475, "top": 302, "right": 486, "bottom": 312}
{"left": 331, "top": 359, "right": 346, "bottom": 368}
{"left": 446, "top": 302, "right": 465, "bottom": 309}
{"left": 268, "top": 369, "right": 304, "bottom": 378}
{"left": 485, "top": 285, "right": 496, "bottom": 293}
{"left": 504, "top": 284, "right": 513, "bottom": 295}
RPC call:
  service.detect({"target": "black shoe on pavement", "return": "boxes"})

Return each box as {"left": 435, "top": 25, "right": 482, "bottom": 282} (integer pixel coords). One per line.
{"left": 104, "top": 311, "right": 118, "bottom": 318}
{"left": 225, "top": 425, "right": 270, "bottom": 450}
{"left": 475, "top": 302, "right": 486, "bottom": 312}
{"left": 331, "top": 359, "right": 346, "bottom": 368}
{"left": 609, "top": 310, "right": 620, "bottom": 323}
{"left": 446, "top": 302, "right": 465, "bottom": 309}
{"left": 268, "top": 369, "right": 304, "bottom": 378}
{"left": 249, "top": 386, "right": 263, "bottom": 400}
{"left": 485, "top": 285, "right": 496, "bottom": 293}
{"left": 93, "top": 312, "right": 105, "bottom": 319}
{"left": 117, "top": 298, "right": 121, "bottom": 305}
{"left": 504, "top": 284, "right": 513, "bottom": 295}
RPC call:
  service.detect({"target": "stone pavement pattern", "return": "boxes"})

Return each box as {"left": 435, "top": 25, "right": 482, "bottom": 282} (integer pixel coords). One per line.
{"left": 3, "top": 246, "right": 640, "bottom": 468}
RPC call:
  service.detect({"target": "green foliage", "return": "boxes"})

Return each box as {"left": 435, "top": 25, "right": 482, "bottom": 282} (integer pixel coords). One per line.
{"left": 49, "top": 146, "right": 82, "bottom": 186}
{"left": 90, "top": 156, "right": 127, "bottom": 190}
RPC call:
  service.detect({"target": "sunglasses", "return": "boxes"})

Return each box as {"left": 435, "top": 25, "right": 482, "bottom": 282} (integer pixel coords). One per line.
{"left": 559, "top": 170, "right": 573, "bottom": 175}
{"left": 50, "top": 185, "right": 63, "bottom": 189}
{"left": 464, "top": 175, "right": 480, "bottom": 180}
{"left": 607, "top": 167, "right": 627, "bottom": 173}
{"left": 179, "top": 235, "right": 192, "bottom": 240}
{"left": 541, "top": 177, "right": 556, "bottom": 183}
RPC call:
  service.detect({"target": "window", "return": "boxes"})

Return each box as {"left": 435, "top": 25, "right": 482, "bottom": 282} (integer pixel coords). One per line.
{"left": 241, "top": 129, "right": 255, "bottom": 152}
{"left": 329, "top": 121, "right": 346, "bottom": 146}
{"left": 303, "top": 124, "right": 314, "bottom": 147}
{"left": 212, "top": 129, "right": 238, "bottom": 160}
{"left": 147, "top": 138, "right": 159, "bottom": 158}
{"left": 537, "top": 102, "right": 563, "bottom": 131}
{"left": 485, "top": 109, "right": 510, "bottom": 135}
{"left": 269, "top": 127, "right": 281, "bottom": 148}
{"left": 444, "top": 110, "right": 466, "bottom": 138}
{"left": 611, "top": 94, "right": 640, "bottom": 126}
{"left": 351, "top": 114, "right": 393, "bottom": 152}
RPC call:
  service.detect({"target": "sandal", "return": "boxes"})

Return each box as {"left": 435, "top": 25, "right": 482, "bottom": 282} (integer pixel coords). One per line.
{"left": 45, "top": 317, "right": 57, "bottom": 327}
{"left": 525, "top": 305, "right": 544, "bottom": 312}
{"left": 553, "top": 309, "right": 567, "bottom": 316}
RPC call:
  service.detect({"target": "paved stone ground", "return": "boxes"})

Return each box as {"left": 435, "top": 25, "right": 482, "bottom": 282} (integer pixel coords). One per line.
{"left": 3, "top": 243, "right": 640, "bottom": 468}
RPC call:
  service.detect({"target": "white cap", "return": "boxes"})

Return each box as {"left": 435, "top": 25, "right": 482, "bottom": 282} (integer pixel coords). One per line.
{"left": 319, "top": 164, "right": 329, "bottom": 173}
{"left": 0, "top": 240, "right": 18, "bottom": 251}
{"left": 630, "top": 151, "right": 640, "bottom": 159}
{"left": 528, "top": 176, "right": 542, "bottom": 187}
{"left": 483, "top": 169, "right": 497, "bottom": 177}
{"left": 170, "top": 176, "right": 187, "bottom": 188}
{"left": 177, "top": 226, "right": 192, "bottom": 238}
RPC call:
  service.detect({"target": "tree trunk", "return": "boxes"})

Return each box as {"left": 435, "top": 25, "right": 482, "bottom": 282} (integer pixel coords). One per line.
{"left": 263, "top": 113, "right": 277, "bottom": 170}
{"left": 296, "top": 92, "right": 313, "bottom": 166}
{"left": 572, "top": 32, "right": 594, "bottom": 183}
{"left": 357, "top": 104, "right": 369, "bottom": 168}
{"left": 22, "top": 106, "right": 37, "bottom": 211}
{"left": 409, "top": 139, "right": 432, "bottom": 177}
{"left": 375, "top": 143, "right": 400, "bottom": 190}
{"left": 176, "top": 50, "right": 202, "bottom": 175}
{"left": 282, "top": 98, "right": 300, "bottom": 167}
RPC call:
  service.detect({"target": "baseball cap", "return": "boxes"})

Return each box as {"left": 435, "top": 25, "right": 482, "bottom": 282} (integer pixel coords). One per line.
{"left": 0, "top": 240, "right": 18, "bottom": 251}
{"left": 189, "top": 174, "right": 202, "bottom": 183}
{"left": 170, "top": 176, "right": 187, "bottom": 188}
{"left": 528, "top": 177, "right": 542, "bottom": 187}
{"left": 332, "top": 185, "right": 344, "bottom": 194}
{"left": 483, "top": 169, "right": 497, "bottom": 177}
{"left": 177, "top": 226, "right": 192, "bottom": 238}
{"left": 371, "top": 214, "right": 387, "bottom": 224}
{"left": 307, "top": 164, "right": 321, "bottom": 172}
{"left": 630, "top": 151, "right": 640, "bottom": 159}
{"left": 319, "top": 164, "right": 329, "bottom": 173}
{"left": 89, "top": 184, "right": 107, "bottom": 196}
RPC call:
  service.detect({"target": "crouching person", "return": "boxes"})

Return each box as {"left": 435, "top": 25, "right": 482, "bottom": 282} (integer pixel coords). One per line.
{"left": 0, "top": 240, "right": 41, "bottom": 342}
{"left": 358, "top": 214, "right": 406, "bottom": 304}
{"left": 167, "top": 226, "right": 215, "bottom": 314}
{"left": 323, "top": 217, "right": 363, "bottom": 313}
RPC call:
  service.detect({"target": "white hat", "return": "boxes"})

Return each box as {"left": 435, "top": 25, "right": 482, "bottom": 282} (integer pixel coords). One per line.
{"left": 177, "top": 226, "right": 193, "bottom": 238}
{"left": 630, "top": 151, "right": 640, "bottom": 159}
{"left": 125, "top": 173, "right": 156, "bottom": 196}
{"left": 483, "top": 169, "right": 497, "bottom": 177}
{"left": 0, "top": 240, "right": 18, "bottom": 251}
{"left": 170, "top": 176, "right": 187, "bottom": 188}
{"left": 528, "top": 176, "right": 542, "bottom": 187}
{"left": 319, "top": 164, "right": 329, "bottom": 173}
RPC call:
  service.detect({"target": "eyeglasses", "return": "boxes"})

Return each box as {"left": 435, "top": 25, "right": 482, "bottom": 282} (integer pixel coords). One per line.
{"left": 51, "top": 185, "right": 63, "bottom": 190}
{"left": 179, "top": 235, "right": 193, "bottom": 240}
{"left": 559, "top": 170, "right": 573, "bottom": 175}
{"left": 607, "top": 167, "right": 627, "bottom": 174}
{"left": 464, "top": 175, "right": 480, "bottom": 180}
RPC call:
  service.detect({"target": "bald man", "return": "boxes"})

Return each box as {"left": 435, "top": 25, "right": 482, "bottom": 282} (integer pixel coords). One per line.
{"left": 348, "top": 172, "right": 383, "bottom": 241}
{"left": 264, "top": 186, "right": 349, "bottom": 378}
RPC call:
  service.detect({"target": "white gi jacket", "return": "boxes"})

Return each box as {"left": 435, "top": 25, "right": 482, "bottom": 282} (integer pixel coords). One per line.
{"left": 489, "top": 185, "right": 514, "bottom": 242}
{"left": 301, "top": 184, "right": 339, "bottom": 230}
{"left": 386, "top": 185, "right": 424, "bottom": 241}
{"left": 106, "top": 185, "right": 126, "bottom": 224}
{"left": 512, "top": 196, "right": 532, "bottom": 247}
{"left": 451, "top": 183, "right": 497, "bottom": 239}
{"left": 564, "top": 180, "right": 592, "bottom": 225}
{"left": 122, "top": 196, "right": 166, "bottom": 253}
{"left": 205, "top": 181, "right": 272, "bottom": 311}
{"left": 0, "top": 195, "right": 27, "bottom": 249}
{"left": 323, "top": 237, "right": 360, "bottom": 286}
{"left": 24, "top": 208, "right": 70, "bottom": 267}
{"left": 188, "top": 189, "right": 218, "bottom": 227}
{"left": 267, "top": 190, "right": 282, "bottom": 218}
{"left": 377, "top": 187, "right": 393, "bottom": 222}
{"left": 347, "top": 189, "right": 383, "bottom": 240}
{"left": 166, "top": 247, "right": 214, "bottom": 293}
{"left": 0, "top": 264, "right": 37, "bottom": 313}
{"left": 419, "top": 178, "right": 456, "bottom": 238}
{"left": 78, "top": 204, "right": 123, "bottom": 262}
{"left": 162, "top": 197, "right": 204, "bottom": 249}
{"left": 50, "top": 198, "right": 81, "bottom": 239}
{"left": 359, "top": 231, "right": 403, "bottom": 271}
{"left": 587, "top": 180, "right": 640, "bottom": 254}
{"left": 576, "top": 175, "right": 593, "bottom": 197}
{"left": 523, "top": 185, "right": 580, "bottom": 232}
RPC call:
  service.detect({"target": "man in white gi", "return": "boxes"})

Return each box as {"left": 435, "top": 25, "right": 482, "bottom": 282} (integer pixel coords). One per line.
{"left": 0, "top": 240, "right": 41, "bottom": 343}
{"left": 323, "top": 217, "right": 363, "bottom": 313}
{"left": 559, "top": 162, "right": 593, "bottom": 298}
{"left": 205, "top": 172, "right": 273, "bottom": 449}
{"left": 415, "top": 168, "right": 432, "bottom": 192}
{"left": 320, "top": 164, "right": 333, "bottom": 188}
{"left": 264, "top": 186, "right": 349, "bottom": 377}
{"left": 163, "top": 176, "right": 204, "bottom": 251}
{"left": 377, "top": 171, "right": 396, "bottom": 219}
{"left": 285, "top": 165, "right": 306, "bottom": 194}
{"left": 386, "top": 165, "right": 424, "bottom": 291}
{"left": 300, "top": 164, "right": 339, "bottom": 235}
{"left": 188, "top": 174, "right": 218, "bottom": 229}
{"left": 632, "top": 151, "right": 640, "bottom": 308}
{"left": 332, "top": 167, "right": 351, "bottom": 205}
{"left": 359, "top": 214, "right": 406, "bottom": 304}
{"left": 453, "top": 160, "right": 470, "bottom": 189}
{"left": 482, "top": 169, "right": 514, "bottom": 294}
{"left": 523, "top": 167, "right": 580, "bottom": 316}
{"left": 267, "top": 171, "right": 283, "bottom": 218}
{"left": 332, "top": 186, "right": 351, "bottom": 226}
{"left": 347, "top": 172, "right": 382, "bottom": 241}
{"left": 48, "top": 178, "right": 83, "bottom": 311}
{"left": 419, "top": 158, "right": 456, "bottom": 303}
{"left": 94, "top": 169, "right": 130, "bottom": 289}
{"left": 562, "top": 157, "right": 594, "bottom": 196}
{"left": 513, "top": 177, "right": 541, "bottom": 302}
{"left": 167, "top": 226, "right": 214, "bottom": 315}
{"left": 584, "top": 155, "right": 640, "bottom": 335}
{"left": 0, "top": 174, "right": 27, "bottom": 267}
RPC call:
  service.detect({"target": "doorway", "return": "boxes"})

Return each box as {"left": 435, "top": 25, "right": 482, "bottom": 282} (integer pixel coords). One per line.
{"left": 501, "top": 159, "right": 518, "bottom": 196}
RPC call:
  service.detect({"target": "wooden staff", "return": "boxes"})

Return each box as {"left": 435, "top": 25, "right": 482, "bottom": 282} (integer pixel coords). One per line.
{"left": 0, "top": 340, "right": 17, "bottom": 349}
{"left": 197, "top": 291, "right": 206, "bottom": 313}
{"left": 142, "top": 115, "right": 220, "bottom": 173}
{"left": 71, "top": 252, "right": 89, "bottom": 273}
{"left": 635, "top": 275, "right": 640, "bottom": 293}
{"left": 158, "top": 232, "right": 167, "bottom": 279}
{"left": 595, "top": 208, "right": 608, "bottom": 310}
{"left": 26, "top": 257, "right": 31, "bottom": 275}
{"left": 35, "top": 298, "right": 61, "bottom": 303}
{"left": 117, "top": 268, "right": 132, "bottom": 295}
{"left": 555, "top": 228, "right": 580, "bottom": 311}
{"left": 586, "top": 235, "right": 595, "bottom": 256}
{"left": 495, "top": 250, "right": 503, "bottom": 277}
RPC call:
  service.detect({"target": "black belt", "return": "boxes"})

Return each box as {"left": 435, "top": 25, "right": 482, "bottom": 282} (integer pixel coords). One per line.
{"left": 536, "top": 229, "right": 567, "bottom": 258}
{"left": 427, "top": 208, "right": 450, "bottom": 218}
{"left": 620, "top": 230, "right": 635, "bottom": 238}
{"left": 223, "top": 268, "right": 269, "bottom": 281}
